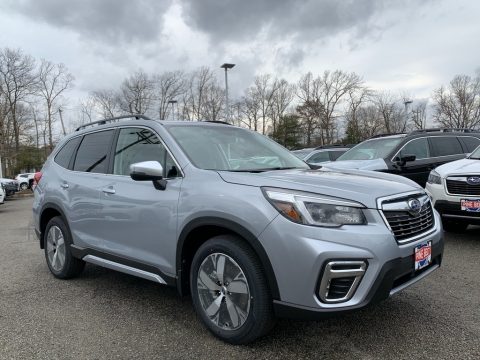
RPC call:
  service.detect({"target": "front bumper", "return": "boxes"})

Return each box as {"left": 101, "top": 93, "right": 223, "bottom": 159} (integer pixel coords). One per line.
{"left": 426, "top": 182, "right": 480, "bottom": 224}
{"left": 258, "top": 208, "right": 444, "bottom": 315}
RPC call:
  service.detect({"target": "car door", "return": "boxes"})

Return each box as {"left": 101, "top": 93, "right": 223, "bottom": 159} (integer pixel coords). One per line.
{"left": 98, "top": 126, "right": 183, "bottom": 275}
{"left": 64, "top": 130, "right": 115, "bottom": 250}
{"left": 390, "top": 137, "right": 432, "bottom": 186}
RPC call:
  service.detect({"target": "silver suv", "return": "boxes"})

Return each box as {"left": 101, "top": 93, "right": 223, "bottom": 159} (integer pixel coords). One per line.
{"left": 33, "top": 116, "right": 444, "bottom": 344}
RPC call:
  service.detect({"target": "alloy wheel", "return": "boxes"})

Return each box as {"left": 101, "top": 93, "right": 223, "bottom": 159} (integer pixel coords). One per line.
{"left": 196, "top": 253, "right": 251, "bottom": 331}
{"left": 46, "top": 225, "right": 66, "bottom": 272}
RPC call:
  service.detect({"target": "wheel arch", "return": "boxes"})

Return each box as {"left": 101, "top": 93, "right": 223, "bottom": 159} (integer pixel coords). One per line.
{"left": 39, "top": 203, "right": 68, "bottom": 249}
{"left": 176, "top": 217, "right": 280, "bottom": 300}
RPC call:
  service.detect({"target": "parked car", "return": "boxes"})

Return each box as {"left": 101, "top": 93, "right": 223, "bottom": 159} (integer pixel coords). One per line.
{"left": 425, "top": 145, "right": 480, "bottom": 232}
{"left": 304, "top": 145, "right": 351, "bottom": 165}
{"left": 291, "top": 147, "right": 314, "bottom": 159}
{"left": 0, "top": 178, "right": 19, "bottom": 196}
{"left": 0, "top": 185, "right": 5, "bottom": 204}
{"left": 33, "top": 115, "right": 443, "bottom": 344}
{"left": 15, "top": 173, "right": 35, "bottom": 190}
{"left": 324, "top": 129, "right": 480, "bottom": 187}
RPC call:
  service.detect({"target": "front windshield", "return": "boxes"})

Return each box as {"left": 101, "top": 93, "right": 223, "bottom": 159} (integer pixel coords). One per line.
{"left": 166, "top": 125, "right": 309, "bottom": 171}
{"left": 469, "top": 145, "right": 480, "bottom": 159}
{"left": 337, "top": 137, "right": 404, "bottom": 161}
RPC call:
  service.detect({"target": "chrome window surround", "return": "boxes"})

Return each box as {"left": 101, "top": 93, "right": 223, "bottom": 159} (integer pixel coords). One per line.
{"left": 377, "top": 191, "right": 436, "bottom": 245}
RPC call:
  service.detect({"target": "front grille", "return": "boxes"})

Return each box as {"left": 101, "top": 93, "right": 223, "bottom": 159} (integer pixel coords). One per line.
{"left": 382, "top": 196, "right": 434, "bottom": 243}
{"left": 446, "top": 178, "right": 480, "bottom": 196}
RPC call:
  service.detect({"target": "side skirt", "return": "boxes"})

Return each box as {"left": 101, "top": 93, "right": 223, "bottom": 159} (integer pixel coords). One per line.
{"left": 70, "top": 245, "right": 176, "bottom": 287}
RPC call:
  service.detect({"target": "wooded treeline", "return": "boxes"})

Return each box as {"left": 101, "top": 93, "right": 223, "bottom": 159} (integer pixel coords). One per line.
{"left": 1, "top": 46, "right": 479, "bottom": 177}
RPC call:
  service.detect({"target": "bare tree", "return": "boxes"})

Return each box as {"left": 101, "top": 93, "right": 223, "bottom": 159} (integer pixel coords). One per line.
{"left": 118, "top": 70, "right": 154, "bottom": 115}
{"left": 154, "top": 71, "right": 186, "bottom": 120}
{"left": 200, "top": 83, "right": 225, "bottom": 121}
{"left": 252, "top": 74, "right": 277, "bottom": 134}
{"left": 38, "top": 59, "right": 74, "bottom": 151}
{"left": 432, "top": 74, "right": 480, "bottom": 129}
{"left": 241, "top": 88, "right": 261, "bottom": 130}
{"left": 410, "top": 100, "right": 428, "bottom": 130}
{"left": 91, "top": 89, "right": 122, "bottom": 118}
{"left": 344, "top": 86, "right": 373, "bottom": 143}
{"left": 0, "top": 48, "right": 37, "bottom": 153}
{"left": 270, "top": 79, "right": 295, "bottom": 134}
{"left": 373, "top": 91, "right": 407, "bottom": 133}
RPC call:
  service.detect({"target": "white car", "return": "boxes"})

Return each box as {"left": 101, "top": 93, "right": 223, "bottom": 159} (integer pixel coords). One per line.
{"left": 15, "top": 173, "right": 35, "bottom": 191}
{"left": 0, "top": 186, "right": 5, "bottom": 204}
{"left": 425, "top": 145, "right": 480, "bottom": 232}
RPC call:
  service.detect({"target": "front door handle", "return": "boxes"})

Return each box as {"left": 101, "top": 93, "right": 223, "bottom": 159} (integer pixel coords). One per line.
{"left": 102, "top": 187, "right": 116, "bottom": 195}
{"left": 60, "top": 183, "right": 69, "bottom": 189}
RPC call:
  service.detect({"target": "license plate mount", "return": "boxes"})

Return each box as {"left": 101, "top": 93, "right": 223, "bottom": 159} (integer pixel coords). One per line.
{"left": 414, "top": 241, "right": 432, "bottom": 271}
{"left": 460, "top": 199, "right": 480, "bottom": 212}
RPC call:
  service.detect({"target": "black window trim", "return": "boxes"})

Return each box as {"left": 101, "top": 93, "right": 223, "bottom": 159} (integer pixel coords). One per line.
{"left": 107, "top": 125, "right": 184, "bottom": 179}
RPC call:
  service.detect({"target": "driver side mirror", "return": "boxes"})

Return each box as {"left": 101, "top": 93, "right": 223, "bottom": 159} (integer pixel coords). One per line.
{"left": 394, "top": 154, "right": 416, "bottom": 167}
{"left": 130, "top": 161, "right": 167, "bottom": 190}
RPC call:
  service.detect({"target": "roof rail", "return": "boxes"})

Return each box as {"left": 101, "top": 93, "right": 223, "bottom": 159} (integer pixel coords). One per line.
{"left": 75, "top": 114, "right": 152, "bottom": 132}
{"left": 202, "top": 120, "right": 231, "bottom": 125}
{"left": 409, "top": 128, "right": 478, "bottom": 134}
{"left": 314, "top": 144, "right": 351, "bottom": 150}
{"left": 368, "top": 132, "right": 406, "bottom": 139}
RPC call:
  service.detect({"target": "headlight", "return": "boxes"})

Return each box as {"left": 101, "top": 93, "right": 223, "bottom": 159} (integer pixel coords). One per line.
{"left": 262, "top": 188, "right": 367, "bottom": 227}
{"left": 427, "top": 170, "right": 442, "bottom": 185}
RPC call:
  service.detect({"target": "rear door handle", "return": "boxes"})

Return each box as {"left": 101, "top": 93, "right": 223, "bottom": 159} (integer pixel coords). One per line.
{"left": 102, "top": 187, "right": 116, "bottom": 195}
{"left": 60, "top": 183, "right": 69, "bottom": 189}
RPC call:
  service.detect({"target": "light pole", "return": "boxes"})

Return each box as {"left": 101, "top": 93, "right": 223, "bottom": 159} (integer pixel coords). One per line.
{"left": 220, "top": 63, "right": 235, "bottom": 123}
{"left": 404, "top": 100, "right": 413, "bottom": 128}
{"left": 168, "top": 100, "right": 177, "bottom": 121}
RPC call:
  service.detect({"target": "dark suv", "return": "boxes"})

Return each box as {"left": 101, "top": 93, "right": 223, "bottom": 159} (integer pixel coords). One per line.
{"left": 325, "top": 129, "right": 480, "bottom": 187}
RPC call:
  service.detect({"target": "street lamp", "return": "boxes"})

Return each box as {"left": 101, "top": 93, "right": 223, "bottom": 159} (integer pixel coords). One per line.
{"left": 404, "top": 100, "right": 413, "bottom": 128}
{"left": 168, "top": 100, "right": 178, "bottom": 121}
{"left": 220, "top": 63, "right": 235, "bottom": 123}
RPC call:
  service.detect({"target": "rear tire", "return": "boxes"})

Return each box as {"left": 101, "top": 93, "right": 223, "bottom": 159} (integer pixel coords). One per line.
{"left": 19, "top": 183, "right": 28, "bottom": 191}
{"left": 190, "top": 235, "right": 275, "bottom": 344}
{"left": 442, "top": 219, "right": 468, "bottom": 233}
{"left": 44, "top": 216, "right": 85, "bottom": 279}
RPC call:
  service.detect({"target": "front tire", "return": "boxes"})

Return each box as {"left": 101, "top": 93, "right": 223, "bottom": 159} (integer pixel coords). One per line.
{"left": 190, "top": 235, "right": 275, "bottom": 344}
{"left": 19, "top": 183, "right": 28, "bottom": 191}
{"left": 44, "top": 216, "right": 85, "bottom": 279}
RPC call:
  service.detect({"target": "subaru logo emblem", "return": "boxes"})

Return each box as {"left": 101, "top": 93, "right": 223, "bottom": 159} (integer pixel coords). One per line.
{"left": 407, "top": 198, "right": 422, "bottom": 216}
{"left": 467, "top": 176, "right": 480, "bottom": 185}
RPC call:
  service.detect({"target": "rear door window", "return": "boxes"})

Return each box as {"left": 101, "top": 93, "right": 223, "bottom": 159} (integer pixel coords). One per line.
{"left": 73, "top": 130, "right": 114, "bottom": 173}
{"left": 329, "top": 151, "right": 346, "bottom": 161}
{"left": 429, "top": 136, "right": 463, "bottom": 157}
{"left": 459, "top": 136, "right": 480, "bottom": 152}
{"left": 54, "top": 136, "right": 82, "bottom": 169}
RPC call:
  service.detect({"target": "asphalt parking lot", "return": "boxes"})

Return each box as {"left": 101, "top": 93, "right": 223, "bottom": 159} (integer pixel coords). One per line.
{"left": 0, "top": 196, "right": 479, "bottom": 359}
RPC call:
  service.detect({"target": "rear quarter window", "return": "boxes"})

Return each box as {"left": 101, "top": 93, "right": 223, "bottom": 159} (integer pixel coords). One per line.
{"left": 429, "top": 136, "right": 463, "bottom": 157}
{"left": 459, "top": 136, "right": 480, "bottom": 153}
{"left": 54, "top": 136, "right": 82, "bottom": 169}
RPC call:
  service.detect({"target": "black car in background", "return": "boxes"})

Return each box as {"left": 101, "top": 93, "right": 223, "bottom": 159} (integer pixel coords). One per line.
{"left": 324, "top": 129, "right": 480, "bottom": 187}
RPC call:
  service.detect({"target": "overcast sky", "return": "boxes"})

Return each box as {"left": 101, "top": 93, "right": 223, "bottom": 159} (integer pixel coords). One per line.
{"left": 0, "top": 0, "right": 479, "bottom": 114}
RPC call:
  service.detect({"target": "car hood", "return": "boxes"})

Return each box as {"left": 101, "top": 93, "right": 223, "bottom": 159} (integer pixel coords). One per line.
{"left": 435, "top": 158, "right": 480, "bottom": 176}
{"left": 321, "top": 158, "right": 388, "bottom": 170}
{"left": 218, "top": 168, "right": 422, "bottom": 209}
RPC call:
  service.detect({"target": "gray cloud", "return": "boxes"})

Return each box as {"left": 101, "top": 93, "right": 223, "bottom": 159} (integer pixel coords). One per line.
{"left": 181, "top": 0, "right": 412, "bottom": 43}
{"left": 3, "top": 0, "right": 172, "bottom": 44}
